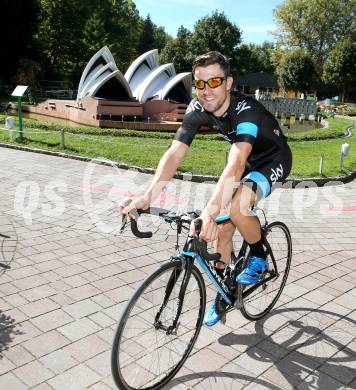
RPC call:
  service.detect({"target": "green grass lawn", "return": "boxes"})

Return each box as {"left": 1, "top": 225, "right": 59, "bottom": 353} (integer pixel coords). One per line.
{"left": 0, "top": 114, "right": 355, "bottom": 178}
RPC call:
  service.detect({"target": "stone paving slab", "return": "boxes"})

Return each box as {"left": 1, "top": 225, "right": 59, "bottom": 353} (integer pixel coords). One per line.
{"left": 0, "top": 148, "right": 355, "bottom": 389}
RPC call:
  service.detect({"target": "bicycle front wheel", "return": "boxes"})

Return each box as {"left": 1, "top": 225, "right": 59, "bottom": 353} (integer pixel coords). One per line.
{"left": 241, "top": 221, "right": 292, "bottom": 320}
{"left": 111, "top": 259, "right": 206, "bottom": 390}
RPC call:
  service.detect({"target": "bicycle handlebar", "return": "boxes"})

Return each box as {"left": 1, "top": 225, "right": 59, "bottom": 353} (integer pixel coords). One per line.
{"left": 127, "top": 207, "right": 170, "bottom": 239}
{"left": 123, "top": 208, "right": 221, "bottom": 262}
{"left": 193, "top": 219, "right": 221, "bottom": 262}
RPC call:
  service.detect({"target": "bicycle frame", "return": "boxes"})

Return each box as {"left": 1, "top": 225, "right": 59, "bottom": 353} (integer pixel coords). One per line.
{"left": 126, "top": 208, "right": 281, "bottom": 332}
{"left": 112, "top": 207, "right": 292, "bottom": 390}
{"left": 181, "top": 213, "right": 280, "bottom": 311}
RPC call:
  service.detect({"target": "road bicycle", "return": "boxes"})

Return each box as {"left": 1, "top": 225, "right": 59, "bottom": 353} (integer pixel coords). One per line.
{"left": 111, "top": 207, "right": 292, "bottom": 390}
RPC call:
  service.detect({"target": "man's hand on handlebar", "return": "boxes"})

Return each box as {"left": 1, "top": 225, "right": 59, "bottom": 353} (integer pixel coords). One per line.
{"left": 189, "top": 209, "right": 219, "bottom": 242}
{"left": 119, "top": 195, "right": 150, "bottom": 219}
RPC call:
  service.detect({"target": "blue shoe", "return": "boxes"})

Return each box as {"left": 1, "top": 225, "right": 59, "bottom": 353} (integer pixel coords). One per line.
{"left": 204, "top": 294, "right": 224, "bottom": 326}
{"left": 236, "top": 256, "right": 267, "bottom": 285}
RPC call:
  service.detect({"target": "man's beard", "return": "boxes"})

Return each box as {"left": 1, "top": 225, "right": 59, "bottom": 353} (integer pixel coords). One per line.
{"left": 199, "top": 93, "right": 228, "bottom": 114}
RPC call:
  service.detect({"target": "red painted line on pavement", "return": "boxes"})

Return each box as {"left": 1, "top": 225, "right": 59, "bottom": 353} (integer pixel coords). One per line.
{"left": 326, "top": 205, "right": 356, "bottom": 212}
{"left": 83, "top": 184, "right": 185, "bottom": 205}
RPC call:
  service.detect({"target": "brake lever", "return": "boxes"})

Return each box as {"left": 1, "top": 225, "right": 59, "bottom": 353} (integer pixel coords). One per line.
{"left": 120, "top": 214, "right": 128, "bottom": 234}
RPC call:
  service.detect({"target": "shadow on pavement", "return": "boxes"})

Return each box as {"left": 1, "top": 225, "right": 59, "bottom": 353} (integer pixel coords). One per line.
{"left": 217, "top": 307, "right": 356, "bottom": 390}
{"left": 168, "top": 370, "right": 283, "bottom": 389}
{"left": 0, "top": 311, "right": 24, "bottom": 358}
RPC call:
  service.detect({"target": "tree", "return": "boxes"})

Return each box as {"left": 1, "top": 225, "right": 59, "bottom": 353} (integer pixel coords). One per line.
{"left": 232, "top": 42, "right": 275, "bottom": 75}
{"left": 81, "top": 7, "right": 110, "bottom": 61}
{"left": 137, "top": 15, "right": 156, "bottom": 54}
{"left": 36, "top": 0, "right": 89, "bottom": 80}
{"left": 189, "top": 11, "right": 241, "bottom": 59}
{"left": 160, "top": 26, "right": 194, "bottom": 73}
{"left": 137, "top": 15, "right": 170, "bottom": 55}
{"left": 18, "top": 58, "right": 41, "bottom": 103}
{"left": 272, "top": 0, "right": 355, "bottom": 71}
{"left": 323, "top": 38, "right": 356, "bottom": 101}
{"left": 37, "top": 0, "right": 142, "bottom": 80}
{"left": 0, "top": 0, "right": 40, "bottom": 82}
{"left": 276, "top": 49, "right": 316, "bottom": 95}
{"left": 153, "top": 26, "right": 171, "bottom": 52}
{"left": 103, "top": 0, "right": 141, "bottom": 71}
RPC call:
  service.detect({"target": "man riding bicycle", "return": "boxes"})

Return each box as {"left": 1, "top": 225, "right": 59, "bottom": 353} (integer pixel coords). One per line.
{"left": 121, "top": 51, "right": 292, "bottom": 327}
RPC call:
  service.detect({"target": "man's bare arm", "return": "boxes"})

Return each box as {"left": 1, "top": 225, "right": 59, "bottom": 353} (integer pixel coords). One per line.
{"left": 121, "top": 140, "right": 189, "bottom": 213}
{"left": 145, "top": 140, "right": 189, "bottom": 202}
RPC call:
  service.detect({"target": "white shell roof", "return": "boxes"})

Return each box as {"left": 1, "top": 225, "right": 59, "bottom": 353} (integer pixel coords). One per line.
{"left": 77, "top": 46, "right": 116, "bottom": 98}
{"left": 160, "top": 72, "right": 192, "bottom": 100}
{"left": 77, "top": 47, "right": 191, "bottom": 103}
{"left": 137, "top": 63, "right": 176, "bottom": 102}
{"left": 124, "top": 49, "right": 159, "bottom": 93}
{"left": 85, "top": 70, "right": 133, "bottom": 99}
{"left": 78, "top": 62, "right": 117, "bottom": 99}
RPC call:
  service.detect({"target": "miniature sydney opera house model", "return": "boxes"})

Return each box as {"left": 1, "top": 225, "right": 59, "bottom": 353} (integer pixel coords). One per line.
{"left": 24, "top": 47, "right": 192, "bottom": 130}
{"left": 77, "top": 47, "right": 191, "bottom": 103}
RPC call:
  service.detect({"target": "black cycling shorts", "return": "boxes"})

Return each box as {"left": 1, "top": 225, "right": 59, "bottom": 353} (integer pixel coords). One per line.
{"left": 241, "top": 144, "right": 292, "bottom": 201}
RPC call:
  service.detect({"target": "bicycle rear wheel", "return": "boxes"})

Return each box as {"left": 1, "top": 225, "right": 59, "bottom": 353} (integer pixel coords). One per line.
{"left": 111, "top": 260, "right": 206, "bottom": 390}
{"left": 240, "top": 221, "right": 292, "bottom": 320}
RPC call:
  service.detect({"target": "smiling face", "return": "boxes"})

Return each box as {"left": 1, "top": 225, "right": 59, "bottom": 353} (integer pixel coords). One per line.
{"left": 194, "top": 63, "right": 233, "bottom": 117}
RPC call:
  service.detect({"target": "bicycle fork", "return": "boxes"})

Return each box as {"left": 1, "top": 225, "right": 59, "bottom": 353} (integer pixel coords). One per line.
{"left": 154, "top": 257, "right": 192, "bottom": 335}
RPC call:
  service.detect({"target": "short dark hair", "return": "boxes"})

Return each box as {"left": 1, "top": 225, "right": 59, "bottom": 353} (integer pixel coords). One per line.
{"left": 192, "top": 51, "right": 230, "bottom": 78}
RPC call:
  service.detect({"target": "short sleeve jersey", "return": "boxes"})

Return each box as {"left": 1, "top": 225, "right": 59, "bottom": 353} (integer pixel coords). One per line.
{"left": 174, "top": 91, "right": 288, "bottom": 162}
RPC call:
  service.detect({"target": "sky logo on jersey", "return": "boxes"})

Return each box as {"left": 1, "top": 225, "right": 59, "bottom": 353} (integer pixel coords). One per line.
{"left": 270, "top": 164, "right": 284, "bottom": 184}
{"left": 186, "top": 100, "right": 204, "bottom": 114}
{"left": 273, "top": 129, "right": 280, "bottom": 136}
{"left": 235, "top": 100, "right": 251, "bottom": 115}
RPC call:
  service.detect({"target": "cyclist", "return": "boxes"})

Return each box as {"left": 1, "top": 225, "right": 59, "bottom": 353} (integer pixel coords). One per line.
{"left": 121, "top": 51, "right": 292, "bottom": 326}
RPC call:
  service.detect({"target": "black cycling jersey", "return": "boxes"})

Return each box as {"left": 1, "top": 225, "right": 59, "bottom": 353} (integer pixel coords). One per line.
{"left": 174, "top": 91, "right": 289, "bottom": 164}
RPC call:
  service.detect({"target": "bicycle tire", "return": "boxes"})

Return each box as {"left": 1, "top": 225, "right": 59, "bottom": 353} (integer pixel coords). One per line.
{"left": 240, "top": 221, "right": 292, "bottom": 321}
{"left": 111, "top": 260, "right": 206, "bottom": 390}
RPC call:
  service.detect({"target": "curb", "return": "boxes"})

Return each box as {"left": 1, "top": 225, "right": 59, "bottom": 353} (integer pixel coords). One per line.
{"left": 1, "top": 142, "right": 355, "bottom": 187}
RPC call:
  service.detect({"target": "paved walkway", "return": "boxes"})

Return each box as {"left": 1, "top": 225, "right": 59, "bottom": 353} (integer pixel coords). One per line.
{"left": 0, "top": 147, "right": 355, "bottom": 390}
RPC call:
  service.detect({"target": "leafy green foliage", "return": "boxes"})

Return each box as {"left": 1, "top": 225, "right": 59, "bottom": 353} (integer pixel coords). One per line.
{"left": 153, "top": 26, "right": 171, "bottom": 52}
{"left": 36, "top": 0, "right": 88, "bottom": 79}
{"left": 137, "top": 15, "right": 156, "bottom": 54}
{"left": 276, "top": 49, "right": 315, "bottom": 93}
{"left": 232, "top": 42, "right": 275, "bottom": 76}
{"left": 93, "top": 0, "right": 141, "bottom": 71}
{"left": 81, "top": 8, "right": 110, "bottom": 58}
{"left": 18, "top": 58, "right": 41, "bottom": 104}
{"left": 33, "top": 0, "right": 142, "bottom": 81}
{"left": 189, "top": 11, "right": 241, "bottom": 58}
{"left": 323, "top": 38, "right": 356, "bottom": 101}
{"left": 272, "top": 0, "right": 355, "bottom": 71}
{"left": 137, "top": 15, "right": 170, "bottom": 55}
{"left": 160, "top": 26, "right": 194, "bottom": 73}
